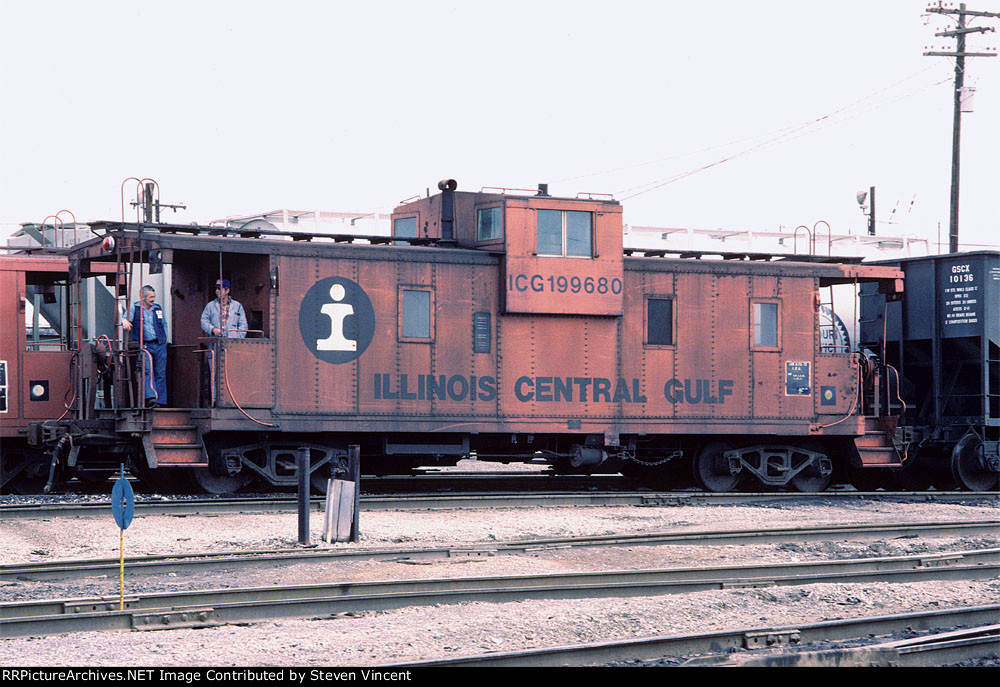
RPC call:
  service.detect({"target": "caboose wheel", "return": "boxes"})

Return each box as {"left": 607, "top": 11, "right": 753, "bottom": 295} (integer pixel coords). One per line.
{"left": 692, "top": 441, "right": 740, "bottom": 492}
{"left": 789, "top": 464, "right": 832, "bottom": 492}
{"left": 788, "top": 442, "right": 832, "bottom": 493}
{"left": 311, "top": 471, "right": 333, "bottom": 495}
{"left": 951, "top": 433, "right": 999, "bottom": 492}
{"left": 187, "top": 467, "right": 252, "bottom": 495}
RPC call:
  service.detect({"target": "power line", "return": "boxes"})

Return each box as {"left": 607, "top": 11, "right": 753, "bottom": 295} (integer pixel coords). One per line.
{"left": 557, "top": 63, "right": 951, "bottom": 190}
{"left": 616, "top": 67, "right": 953, "bottom": 201}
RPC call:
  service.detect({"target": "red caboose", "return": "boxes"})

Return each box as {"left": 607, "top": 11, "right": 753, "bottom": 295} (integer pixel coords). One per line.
{"left": 0, "top": 255, "right": 74, "bottom": 491}
{"left": 22, "top": 180, "right": 904, "bottom": 493}
{"left": 0, "top": 253, "right": 124, "bottom": 492}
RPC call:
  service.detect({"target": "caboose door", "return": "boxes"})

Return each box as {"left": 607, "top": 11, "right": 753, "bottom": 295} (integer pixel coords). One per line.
{"left": 749, "top": 277, "right": 816, "bottom": 423}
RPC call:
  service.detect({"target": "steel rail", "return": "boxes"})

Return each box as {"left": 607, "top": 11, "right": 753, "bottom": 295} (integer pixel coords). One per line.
{"left": 2, "top": 549, "right": 997, "bottom": 637}
{"left": 731, "top": 624, "right": 1000, "bottom": 667}
{"left": 2, "top": 490, "right": 997, "bottom": 519}
{"left": 390, "top": 605, "right": 1000, "bottom": 667}
{"left": 3, "top": 520, "right": 997, "bottom": 582}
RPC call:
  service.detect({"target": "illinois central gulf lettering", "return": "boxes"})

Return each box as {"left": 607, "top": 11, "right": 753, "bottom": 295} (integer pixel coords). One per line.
{"left": 514, "top": 377, "right": 647, "bottom": 403}
{"left": 374, "top": 373, "right": 732, "bottom": 405}
{"left": 663, "top": 378, "right": 734, "bottom": 404}
{"left": 374, "top": 373, "right": 497, "bottom": 401}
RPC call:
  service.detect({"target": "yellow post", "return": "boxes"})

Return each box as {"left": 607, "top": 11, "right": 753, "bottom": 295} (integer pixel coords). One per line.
{"left": 119, "top": 527, "right": 125, "bottom": 611}
{"left": 112, "top": 463, "right": 133, "bottom": 612}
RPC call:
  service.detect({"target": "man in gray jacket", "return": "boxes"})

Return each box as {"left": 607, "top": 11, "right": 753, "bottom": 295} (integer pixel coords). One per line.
{"left": 201, "top": 278, "right": 248, "bottom": 338}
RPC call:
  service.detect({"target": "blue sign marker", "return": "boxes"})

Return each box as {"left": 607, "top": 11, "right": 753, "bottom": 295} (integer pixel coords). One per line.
{"left": 111, "top": 464, "right": 134, "bottom": 530}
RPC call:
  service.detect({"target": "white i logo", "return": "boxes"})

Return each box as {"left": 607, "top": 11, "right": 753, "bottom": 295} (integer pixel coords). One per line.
{"left": 317, "top": 283, "right": 356, "bottom": 351}
{"left": 300, "top": 277, "right": 374, "bottom": 364}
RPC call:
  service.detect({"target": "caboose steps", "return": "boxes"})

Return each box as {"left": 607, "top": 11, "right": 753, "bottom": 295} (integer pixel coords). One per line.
{"left": 144, "top": 409, "right": 207, "bottom": 467}
{"left": 150, "top": 408, "right": 196, "bottom": 427}
{"left": 854, "top": 417, "right": 904, "bottom": 467}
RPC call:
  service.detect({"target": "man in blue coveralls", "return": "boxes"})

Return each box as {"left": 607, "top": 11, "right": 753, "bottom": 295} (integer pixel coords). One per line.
{"left": 122, "top": 285, "right": 167, "bottom": 408}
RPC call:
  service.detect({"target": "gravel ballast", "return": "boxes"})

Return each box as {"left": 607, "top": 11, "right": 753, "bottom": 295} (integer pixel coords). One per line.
{"left": 2, "top": 490, "right": 998, "bottom": 666}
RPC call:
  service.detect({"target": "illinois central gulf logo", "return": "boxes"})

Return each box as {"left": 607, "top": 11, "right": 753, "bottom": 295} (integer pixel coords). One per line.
{"left": 298, "top": 277, "right": 375, "bottom": 363}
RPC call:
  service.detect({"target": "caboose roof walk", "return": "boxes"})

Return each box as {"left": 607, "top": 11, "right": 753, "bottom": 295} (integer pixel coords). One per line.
{"left": 68, "top": 221, "right": 904, "bottom": 285}
{"left": 71, "top": 227, "right": 502, "bottom": 264}
{"left": 73, "top": 221, "right": 889, "bottom": 266}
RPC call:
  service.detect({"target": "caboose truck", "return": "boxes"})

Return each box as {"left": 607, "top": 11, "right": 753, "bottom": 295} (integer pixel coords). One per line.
{"left": 19, "top": 180, "right": 913, "bottom": 494}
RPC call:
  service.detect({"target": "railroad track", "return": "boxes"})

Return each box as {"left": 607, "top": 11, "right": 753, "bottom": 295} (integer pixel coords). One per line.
{"left": 3, "top": 489, "right": 997, "bottom": 519}
{"left": 391, "top": 605, "right": 1000, "bottom": 667}
{"left": 17, "top": 470, "right": 615, "bottom": 496}
{"left": 2, "top": 548, "right": 997, "bottom": 637}
{"left": 4, "top": 520, "right": 997, "bottom": 582}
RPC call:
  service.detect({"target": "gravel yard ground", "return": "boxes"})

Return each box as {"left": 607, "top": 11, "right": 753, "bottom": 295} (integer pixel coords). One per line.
{"left": 2, "top": 479, "right": 998, "bottom": 667}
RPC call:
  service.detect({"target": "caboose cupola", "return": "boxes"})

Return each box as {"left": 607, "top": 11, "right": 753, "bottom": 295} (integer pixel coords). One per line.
{"left": 391, "top": 180, "right": 624, "bottom": 315}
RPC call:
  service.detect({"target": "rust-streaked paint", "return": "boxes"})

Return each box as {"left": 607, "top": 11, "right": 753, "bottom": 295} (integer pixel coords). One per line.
{"left": 50, "top": 191, "right": 906, "bottom": 448}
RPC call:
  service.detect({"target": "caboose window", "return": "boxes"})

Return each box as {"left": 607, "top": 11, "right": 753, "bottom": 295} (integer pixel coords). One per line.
{"left": 401, "top": 288, "right": 432, "bottom": 340}
{"left": 753, "top": 301, "right": 779, "bottom": 348}
{"left": 23, "top": 281, "right": 69, "bottom": 351}
{"left": 646, "top": 297, "right": 674, "bottom": 346}
{"left": 537, "top": 210, "right": 592, "bottom": 257}
{"left": 477, "top": 207, "right": 503, "bottom": 241}
{"left": 394, "top": 217, "right": 417, "bottom": 239}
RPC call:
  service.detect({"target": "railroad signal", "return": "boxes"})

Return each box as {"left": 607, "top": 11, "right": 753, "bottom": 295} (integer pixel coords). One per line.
{"left": 111, "top": 464, "right": 134, "bottom": 610}
{"left": 111, "top": 464, "right": 134, "bottom": 530}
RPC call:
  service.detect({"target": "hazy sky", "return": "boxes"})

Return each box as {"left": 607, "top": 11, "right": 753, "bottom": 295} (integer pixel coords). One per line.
{"left": 1, "top": 1, "right": 997, "bottom": 250}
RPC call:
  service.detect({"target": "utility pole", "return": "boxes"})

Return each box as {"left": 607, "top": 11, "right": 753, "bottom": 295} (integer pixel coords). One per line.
{"left": 924, "top": 2, "right": 999, "bottom": 254}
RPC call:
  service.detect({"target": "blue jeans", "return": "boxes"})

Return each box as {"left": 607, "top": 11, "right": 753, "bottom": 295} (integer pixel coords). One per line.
{"left": 138, "top": 340, "right": 167, "bottom": 405}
